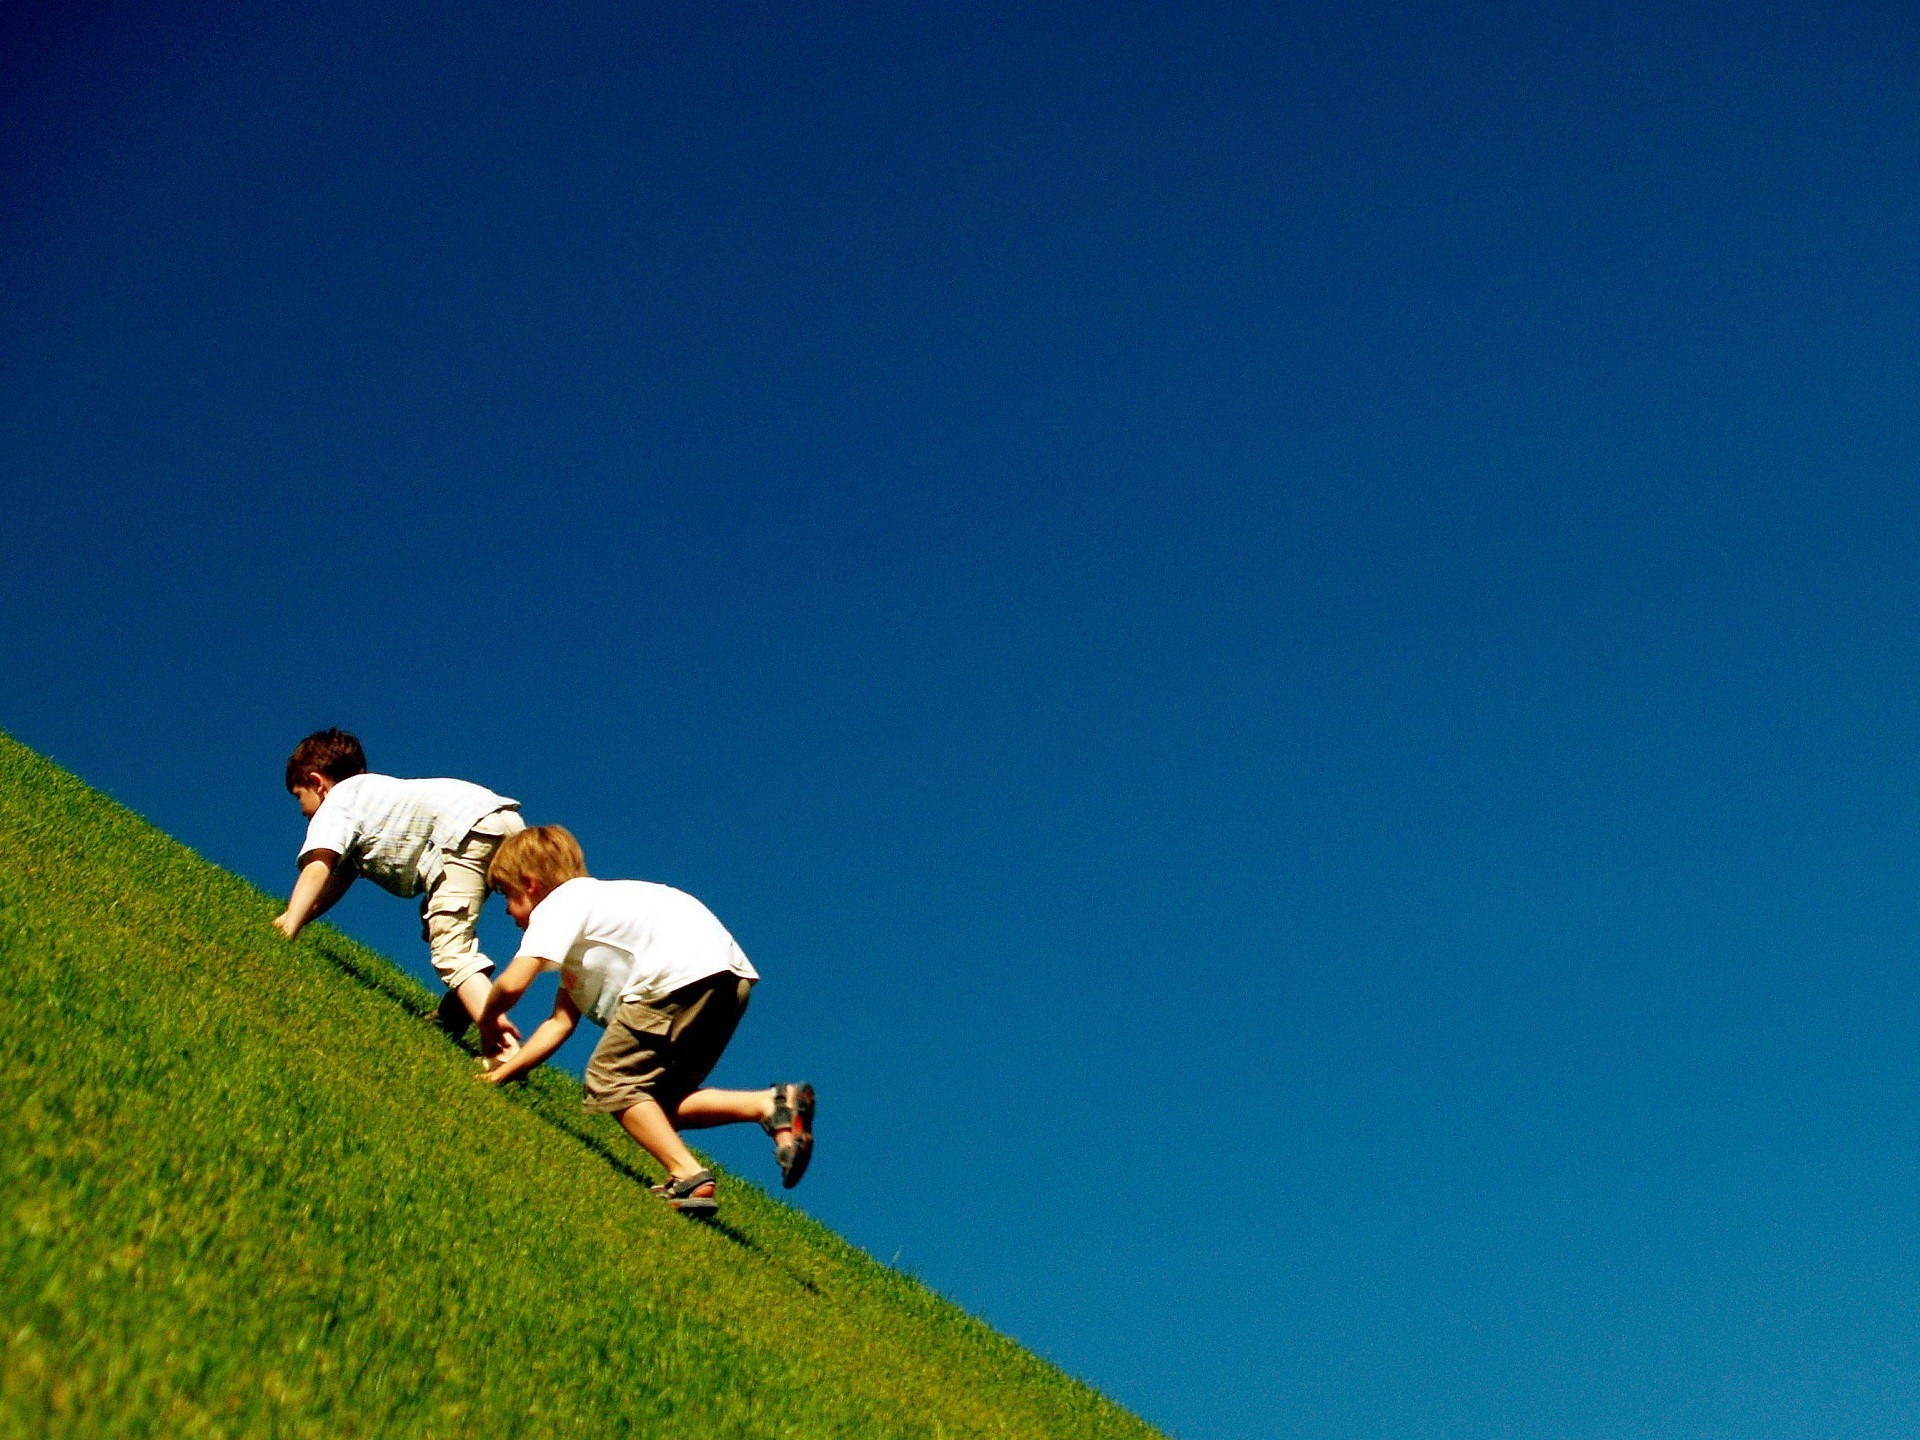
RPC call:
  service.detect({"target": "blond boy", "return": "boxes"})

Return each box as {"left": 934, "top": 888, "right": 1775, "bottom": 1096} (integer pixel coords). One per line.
{"left": 480, "top": 825, "right": 813, "bottom": 1215}
{"left": 274, "top": 728, "right": 524, "bottom": 1052}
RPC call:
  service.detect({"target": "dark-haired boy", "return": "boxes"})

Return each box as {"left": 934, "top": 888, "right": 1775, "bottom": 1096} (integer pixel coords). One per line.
{"left": 273, "top": 728, "right": 525, "bottom": 1051}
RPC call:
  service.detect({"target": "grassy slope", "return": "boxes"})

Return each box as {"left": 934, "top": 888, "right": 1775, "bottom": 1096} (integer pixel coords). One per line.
{"left": 0, "top": 734, "right": 1163, "bottom": 1440}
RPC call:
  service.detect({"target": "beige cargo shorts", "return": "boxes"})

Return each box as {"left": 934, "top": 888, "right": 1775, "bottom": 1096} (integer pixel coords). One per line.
{"left": 419, "top": 808, "right": 525, "bottom": 990}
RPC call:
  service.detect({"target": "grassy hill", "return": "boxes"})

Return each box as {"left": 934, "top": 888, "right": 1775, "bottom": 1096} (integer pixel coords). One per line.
{"left": 0, "top": 734, "right": 1164, "bottom": 1440}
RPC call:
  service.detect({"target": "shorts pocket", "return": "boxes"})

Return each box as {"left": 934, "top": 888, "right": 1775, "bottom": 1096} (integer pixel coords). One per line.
{"left": 421, "top": 891, "right": 475, "bottom": 944}
{"left": 615, "top": 999, "right": 675, "bottom": 1037}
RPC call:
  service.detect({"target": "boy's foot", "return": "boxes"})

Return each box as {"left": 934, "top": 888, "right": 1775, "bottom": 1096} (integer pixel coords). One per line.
{"left": 653, "top": 1169, "right": 718, "bottom": 1216}
{"left": 434, "top": 989, "right": 471, "bottom": 1038}
{"left": 761, "top": 1082, "right": 815, "bottom": 1189}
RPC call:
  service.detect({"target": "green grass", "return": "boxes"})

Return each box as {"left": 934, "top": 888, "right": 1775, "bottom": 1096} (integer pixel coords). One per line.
{"left": 0, "top": 733, "right": 1165, "bottom": 1440}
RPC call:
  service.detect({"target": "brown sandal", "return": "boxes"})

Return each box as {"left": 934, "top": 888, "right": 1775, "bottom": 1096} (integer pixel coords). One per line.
{"left": 761, "top": 1082, "right": 815, "bottom": 1189}
{"left": 653, "top": 1169, "right": 718, "bottom": 1215}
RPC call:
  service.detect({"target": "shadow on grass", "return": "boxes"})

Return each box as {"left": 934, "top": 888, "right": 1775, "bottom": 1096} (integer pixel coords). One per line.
{"left": 310, "top": 934, "right": 438, "bottom": 1024}
{"left": 311, "top": 934, "right": 486, "bottom": 1052}
{"left": 495, "top": 1085, "right": 830, "bottom": 1291}
{"left": 310, "top": 930, "right": 820, "bottom": 1291}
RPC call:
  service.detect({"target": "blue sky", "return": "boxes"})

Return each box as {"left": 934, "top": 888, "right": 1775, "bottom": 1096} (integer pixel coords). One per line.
{"left": 6, "top": 3, "right": 1920, "bottom": 1437}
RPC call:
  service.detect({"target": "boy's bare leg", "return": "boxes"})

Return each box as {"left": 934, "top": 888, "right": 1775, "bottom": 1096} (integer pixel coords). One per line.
{"left": 671, "top": 1085, "right": 814, "bottom": 1191}
{"left": 616, "top": 1099, "right": 706, "bottom": 1181}
{"left": 674, "top": 1088, "right": 777, "bottom": 1131}
{"left": 453, "top": 972, "right": 494, "bottom": 1026}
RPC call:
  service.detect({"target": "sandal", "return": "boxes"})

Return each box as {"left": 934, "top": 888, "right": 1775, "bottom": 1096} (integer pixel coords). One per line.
{"left": 654, "top": 1169, "right": 718, "bottom": 1216}
{"left": 761, "top": 1082, "right": 815, "bottom": 1189}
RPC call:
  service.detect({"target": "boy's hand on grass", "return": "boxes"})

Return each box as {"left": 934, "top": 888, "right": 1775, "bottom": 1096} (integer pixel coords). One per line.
{"left": 476, "top": 1054, "right": 522, "bottom": 1085}
{"left": 480, "top": 1013, "right": 521, "bottom": 1052}
{"left": 474, "top": 1024, "right": 524, "bottom": 1085}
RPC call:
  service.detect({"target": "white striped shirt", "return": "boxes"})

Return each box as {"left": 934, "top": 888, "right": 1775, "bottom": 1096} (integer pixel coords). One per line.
{"left": 299, "top": 773, "right": 517, "bottom": 898}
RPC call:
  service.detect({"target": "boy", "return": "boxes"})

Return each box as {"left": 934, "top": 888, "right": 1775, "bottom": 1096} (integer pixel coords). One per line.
{"left": 273, "top": 728, "right": 525, "bottom": 1054}
{"left": 478, "top": 824, "right": 813, "bottom": 1215}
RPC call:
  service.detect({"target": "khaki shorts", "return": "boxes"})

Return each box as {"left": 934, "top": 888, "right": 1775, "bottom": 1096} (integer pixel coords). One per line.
{"left": 582, "top": 973, "right": 754, "bottom": 1116}
{"left": 419, "top": 808, "right": 525, "bottom": 991}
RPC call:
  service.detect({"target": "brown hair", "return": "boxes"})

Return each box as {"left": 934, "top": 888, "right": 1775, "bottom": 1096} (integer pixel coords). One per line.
{"left": 488, "top": 825, "right": 589, "bottom": 898}
{"left": 285, "top": 728, "right": 367, "bottom": 791}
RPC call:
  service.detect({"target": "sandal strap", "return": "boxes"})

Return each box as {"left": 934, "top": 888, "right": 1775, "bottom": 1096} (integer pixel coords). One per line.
{"left": 663, "top": 1168, "right": 715, "bottom": 1198}
{"left": 761, "top": 1083, "right": 793, "bottom": 1137}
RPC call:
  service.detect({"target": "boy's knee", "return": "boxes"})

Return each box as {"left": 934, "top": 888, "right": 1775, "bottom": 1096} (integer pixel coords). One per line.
{"left": 437, "top": 952, "right": 494, "bottom": 993}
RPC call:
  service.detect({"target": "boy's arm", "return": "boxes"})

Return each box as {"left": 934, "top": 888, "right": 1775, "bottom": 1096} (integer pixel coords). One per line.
{"left": 273, "top": 851, "right": 349, "bottom": 939}
{"left": 309, "top": 859, "right": 355, "bottom": 918}
{"left": 478, "top": 951, "right": 545, "bottom": 1052}
{"left": 481, "top": 951, "right": 542, "bottom": 1022}
{"left": 484, "top": 988, "right": 579, "bottom": 1085}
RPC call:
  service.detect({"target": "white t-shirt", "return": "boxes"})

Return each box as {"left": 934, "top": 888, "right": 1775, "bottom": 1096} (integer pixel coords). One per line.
{"left": 300, "top": 773, "right": 518, "bottom": 898}
{"left": 513, "top": 876, "right": 758, "bottom": 1025}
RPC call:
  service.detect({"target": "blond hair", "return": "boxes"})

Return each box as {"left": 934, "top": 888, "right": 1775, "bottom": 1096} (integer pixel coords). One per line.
{"left": 488, "top": 824, "right": 589, "bottom": 897}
